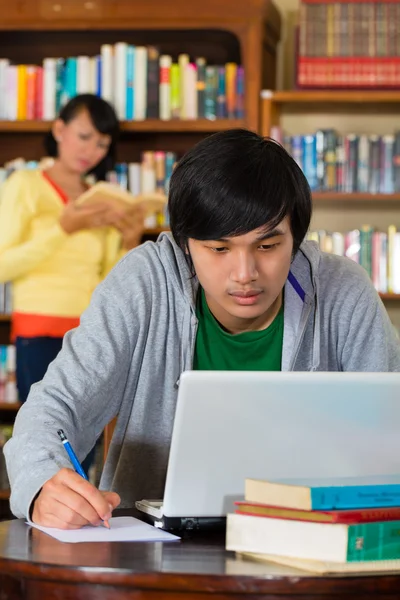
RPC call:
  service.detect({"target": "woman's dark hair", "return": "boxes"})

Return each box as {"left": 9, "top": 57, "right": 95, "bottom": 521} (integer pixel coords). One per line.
{"left": 44, "top": 94, "right": 120, "bottom": 181}
{"left": 169, "top": 128, "right": 312, "bottom": 257}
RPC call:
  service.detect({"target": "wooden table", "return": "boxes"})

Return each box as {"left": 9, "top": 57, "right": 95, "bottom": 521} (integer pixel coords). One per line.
{"left": 1, "top": 518, "right": 400, "bottom": 599}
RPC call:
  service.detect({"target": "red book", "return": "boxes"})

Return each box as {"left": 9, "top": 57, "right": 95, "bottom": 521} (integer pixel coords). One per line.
{"left": 34, "top": 66, "right": 43, "bottom": 120}
{"left": 235, "top": 501, "right": 400, "bottom": 524}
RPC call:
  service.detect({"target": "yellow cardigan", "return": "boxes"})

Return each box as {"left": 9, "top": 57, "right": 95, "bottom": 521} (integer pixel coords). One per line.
{"left": 0, "top": 169, "right": 124, "bottom": 318}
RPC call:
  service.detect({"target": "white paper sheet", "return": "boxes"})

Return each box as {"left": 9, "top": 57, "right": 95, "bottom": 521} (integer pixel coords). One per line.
{"left": 27, "top": 516, "right": 180, "bottom": 543}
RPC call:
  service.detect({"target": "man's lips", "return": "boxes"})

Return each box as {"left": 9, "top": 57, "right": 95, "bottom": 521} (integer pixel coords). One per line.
{"left": 229, "top": 290, "right": 263, "bottom": 305}
{"left": 230, "top": 290, "right": 262, "bottom": 298}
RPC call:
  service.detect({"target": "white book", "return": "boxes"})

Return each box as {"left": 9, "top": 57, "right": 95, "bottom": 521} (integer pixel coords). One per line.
{"left": 100, "top": 44, "right": 113, "bottom": 104}
{"left": 128, "top": 162, "right": 141, "bottom": 196}
{"left": 6, "top": 65, "right": 18, "bottom": 121}
{"left": 159, "top": 55, "right": 171, "bottom": 120}
{"left": 331, "top": 231, "right": 344, "bottom": 257}
{"left": 184, "top": 63, "right": 197, "bottom": 120}
{"left": 43, "top": 58, "right": 57, "bottom": 120}
{"left": 379, "top": 232, "right": 388, "bottom": 294}
{"left": 134, "top": 46, "right": 147, "bottom": 121}
{"left": 77, "top": 55, "right": 91, "bottom": 94}
{"left": 0, "top": 59, "right": 10, "bottom": 119}
{"left": 393, "top": 232, "right": 400, "bottom": 294}
{"left": 178, "top": 53, "right": 189, "bottom": 119}
{"left": 114, "top": 42, "right": 127, "bottom": 120}
{"left": 89, "top": 57, "right": 98, "bottom": 94}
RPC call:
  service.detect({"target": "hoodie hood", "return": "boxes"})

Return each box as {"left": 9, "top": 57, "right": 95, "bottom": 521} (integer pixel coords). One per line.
{"left": 284, "top": 240, "right": 321, "bottom": 371}
{"left": 157, "top": 232, "right": 322, "bottom": 372}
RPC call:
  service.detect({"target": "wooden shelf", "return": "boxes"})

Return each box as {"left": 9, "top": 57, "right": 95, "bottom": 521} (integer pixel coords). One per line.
{"left": 0, "top": 403, "right": 21, "bottom": 411}
{"left": 143, "top": 227, "right": 170, "bottom": 236}
{"left": 380, "top": 293, "right": 400, "bottom": 301}
{"left": 0, "top": 315, "right": 10, "bottom": 323}
{"left": 0, "top": 490, "right": 10, "bottom": 500}
{"left": 263, "top": 90, "right": 400, "bottom": 104}
{"left": 0, "top": 119, "right": 246, "bottom": 134}
{"left": 312, "top": 193, "right": 400, "bottom": 203}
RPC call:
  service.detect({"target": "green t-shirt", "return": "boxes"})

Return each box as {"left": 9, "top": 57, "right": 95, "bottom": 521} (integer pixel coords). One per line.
{"left": 193, "top": 288, "right": 284, "bottom": 371}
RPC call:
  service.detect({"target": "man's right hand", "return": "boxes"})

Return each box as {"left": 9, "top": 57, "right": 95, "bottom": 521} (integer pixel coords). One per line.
{"left": 31, "top": 468, "right": 121, "bottom": 529}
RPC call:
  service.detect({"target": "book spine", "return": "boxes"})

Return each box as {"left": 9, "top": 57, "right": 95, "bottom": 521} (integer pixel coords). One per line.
{"left": 114, "top": 43, "right": 127, "bottom": 120}
{"left": 170, "top": 63, "right": 180, "bottom": 119}
{"left": 126, "top": 45, "right": 135, "bottom": 121}
{"left": 311, "top": 484, "right": 400, "bottom": 510}
{"left": 196, "top": 57, "right": 206, "bottom": 118}
{"left": 146, "top": 46, "right": 160, "bottom": 120}
{"left": 134, "top": 47, "right": 147, "bottom": 121}
{"left": 100, "top": 44, "right": 113, "bottom": 104}
{"left": 347, "top": 520, "right": 400, "bottom": 562}
{"left": 159, "top": 55, "right": 171, "bottom": 121}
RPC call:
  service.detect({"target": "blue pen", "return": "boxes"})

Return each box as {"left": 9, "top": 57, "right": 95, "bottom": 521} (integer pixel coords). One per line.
{"left": 57, "top": 430, "right": 111, "bottom": 528}
{"left": 57, "top": 429, "right": 88, "bottom": 480}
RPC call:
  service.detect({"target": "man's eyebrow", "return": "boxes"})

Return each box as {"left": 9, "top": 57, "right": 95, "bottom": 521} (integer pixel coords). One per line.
{"left": 255, "top": 228, "right": 286, "bottom": 241}
{"left": 215, "top": 228, "right": 286, "bottom": 243}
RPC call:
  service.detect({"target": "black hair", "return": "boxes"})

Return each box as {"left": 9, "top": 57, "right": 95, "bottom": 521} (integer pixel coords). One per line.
{"left": 44, "top": 94, "right": 120, "bottom": 181}
{"left": 168, "top": 128, "right": 312, "bottom": 258}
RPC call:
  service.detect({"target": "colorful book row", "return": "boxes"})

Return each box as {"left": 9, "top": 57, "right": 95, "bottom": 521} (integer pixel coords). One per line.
{"left": 0, "top": 45, "right": 245, "bottom": 122}
{"left": 307, "top": 225, "right": 400, "bottom": 294}
{"left": 271, "top": 127, "right": 400, "bottom": 194}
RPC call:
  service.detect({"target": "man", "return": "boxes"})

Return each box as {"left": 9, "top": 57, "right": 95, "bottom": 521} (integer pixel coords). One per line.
{"left": 5, "top": 129, "right": 400, "bottom": 529}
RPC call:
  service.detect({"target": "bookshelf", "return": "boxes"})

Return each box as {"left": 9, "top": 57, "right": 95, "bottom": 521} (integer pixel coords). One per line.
{"left": 260, "top": 89, "right": 400, "bottom": 329}
{"left": 0, "top": 0, "right": 282, "bottom": 479}
{"left": 0, "top": 0, "right": 281, "bottom": 166}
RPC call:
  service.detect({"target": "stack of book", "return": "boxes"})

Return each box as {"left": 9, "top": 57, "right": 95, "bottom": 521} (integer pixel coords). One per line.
{"left": 297, "top": 0, "right": 400, "bottom": 88}
{"left": 226, "top": 476, "right": 400, "bottom": 574}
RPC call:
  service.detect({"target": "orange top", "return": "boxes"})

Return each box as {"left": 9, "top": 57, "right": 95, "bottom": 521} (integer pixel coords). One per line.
{"left": 0, "top": 170, "right": 124, "bottom": 340}
{"left": 12, "top": 172, "right": 79, "bottom": 339}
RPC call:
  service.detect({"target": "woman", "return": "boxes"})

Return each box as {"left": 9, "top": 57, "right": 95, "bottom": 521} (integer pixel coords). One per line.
{"left": 0, "top": 94, "right": 143, "bottom": 468}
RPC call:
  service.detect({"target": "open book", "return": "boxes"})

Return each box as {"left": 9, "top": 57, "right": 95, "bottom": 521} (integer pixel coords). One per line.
{"left": 76, "top": 181, "right": 167, "bottom": 217}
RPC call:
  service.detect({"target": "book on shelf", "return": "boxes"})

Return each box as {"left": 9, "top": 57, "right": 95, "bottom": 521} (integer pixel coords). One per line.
{"left": 0, "top": 346, "right": 17, "bottom": 404}
{"left": 270, "top": 127, "right": 400, "bottom": 195}
{"left": 297, "top": 1, "right": 400, "bottom": 88}
{"left": 0, "top": 284, "right": 11, "bottom": 316}
{"left": 307, "top": 225, "right": 400, "bottom": 295}
{"left": 0, "top": 44, "right": 245, "bottom": 122}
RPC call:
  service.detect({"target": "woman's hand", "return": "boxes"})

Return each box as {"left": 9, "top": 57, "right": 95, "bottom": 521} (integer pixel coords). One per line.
{"left": 112, "top": 205, "right": 146, "bottom": 250}
{"left": 59, "top": 202, "right": 125, "bottom": 234}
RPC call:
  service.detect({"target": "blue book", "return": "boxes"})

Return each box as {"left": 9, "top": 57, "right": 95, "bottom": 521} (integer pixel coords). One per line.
{"left": 246, "top": 475, "right": 400, "bottom": 511}
{"left": 95, "top": 55, "right": 102, "bottom": 97}
{"left": 126, "top": 45, "right": 135, "bottom": 120}
{"left": 302, "top": 134, "right": 317, "bottom": 190}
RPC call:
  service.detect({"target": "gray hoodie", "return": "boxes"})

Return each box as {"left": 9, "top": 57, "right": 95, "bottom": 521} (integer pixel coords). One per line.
{"left": 5, "top": 233, "right": 400, "bottom": 518}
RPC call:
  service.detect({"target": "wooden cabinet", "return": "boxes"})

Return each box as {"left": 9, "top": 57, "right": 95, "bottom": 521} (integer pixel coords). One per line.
{"left": 38, "top": 0, "right": 107, "bottom": 20}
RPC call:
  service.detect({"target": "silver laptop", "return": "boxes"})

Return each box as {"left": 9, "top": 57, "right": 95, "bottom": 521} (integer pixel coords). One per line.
{"left": 136, "top": 370, "right": 400, "bottom": 530}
